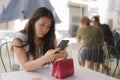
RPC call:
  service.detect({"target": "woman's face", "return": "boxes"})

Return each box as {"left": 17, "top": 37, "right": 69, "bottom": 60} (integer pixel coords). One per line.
{"left": 35, "top": 17, "right": 51, "bottom": 38}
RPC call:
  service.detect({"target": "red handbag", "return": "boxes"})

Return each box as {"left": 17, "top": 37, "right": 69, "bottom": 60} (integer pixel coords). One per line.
{"left": 52, "top": 58, "right": 74, "bottom": 79}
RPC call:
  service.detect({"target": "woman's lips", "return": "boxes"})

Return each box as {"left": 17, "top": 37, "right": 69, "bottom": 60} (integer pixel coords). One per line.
{"left": 39, "top": 33, "right": 45, "bottom": 36}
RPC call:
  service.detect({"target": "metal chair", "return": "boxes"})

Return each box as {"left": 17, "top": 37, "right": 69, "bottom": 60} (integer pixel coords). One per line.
{"left": 102, "top": 44, "right": 119, "bottom": 77}
{"left": 78, "top": 43, "right": 119, "bottom": 77}
{"left": 0, "top": 41, "right": 14, "bottom": 72}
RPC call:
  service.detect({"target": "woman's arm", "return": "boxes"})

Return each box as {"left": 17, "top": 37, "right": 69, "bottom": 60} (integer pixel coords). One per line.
{"left": 55, "top": 50, "right": 68, "bottom": 59}
{"left": 76, "top": 37, "right": 81, "bottom": 43}
{"left": 13, "top": 39, "right": 59, "bottom": 71}
{"left": 13, "top": 39, "right": 47, "bottom": 71}
{"left": 76, "top": 28, "right": 81, "bottom": 43}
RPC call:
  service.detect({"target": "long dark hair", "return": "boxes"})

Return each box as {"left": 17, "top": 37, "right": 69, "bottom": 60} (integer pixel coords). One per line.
{"left": 17, "top": 7, "right": 55, "bottom": 59}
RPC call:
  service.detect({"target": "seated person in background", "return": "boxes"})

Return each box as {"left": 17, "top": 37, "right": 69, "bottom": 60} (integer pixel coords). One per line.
{"left": 90, "top": 16, "right": 114, "bottom": 46}
{"left": 76, "top": 16, "right": 104, "bottom": 71}
{"left": 12, "top": 7, "right": 68, "bottom": 71}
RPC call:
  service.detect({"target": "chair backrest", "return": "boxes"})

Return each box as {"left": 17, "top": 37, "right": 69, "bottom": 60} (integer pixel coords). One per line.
{"left": 103, "top": 44, "right": 119, "bottom": 77}
{"left": 66, "top": 43, "right": 83, "bottom": 65}
{"left": 0, "top": 41, "right": 14, "bottom": 73}
{"left": 78, "top": 43, "right": 119, "bottom": 77}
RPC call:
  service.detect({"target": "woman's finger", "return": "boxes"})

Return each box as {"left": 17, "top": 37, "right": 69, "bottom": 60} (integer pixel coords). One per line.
{"left": 58, "top": 50, "right": 66, "bottom": 53}
{"left": 53, "top": 48, "right": 61, "bottom": 53}
{"left": 55, "top": 53, "right": 64, "bottom": 58}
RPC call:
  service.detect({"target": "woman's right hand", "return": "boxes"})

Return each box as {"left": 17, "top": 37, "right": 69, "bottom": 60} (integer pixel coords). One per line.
{"left": 43, "top": 48, "right": 60, "bottom": 63}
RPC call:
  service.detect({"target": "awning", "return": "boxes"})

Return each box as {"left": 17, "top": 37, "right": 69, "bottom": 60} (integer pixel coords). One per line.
{"left": 0, "top": 0, "right": 61, "bottom": 23}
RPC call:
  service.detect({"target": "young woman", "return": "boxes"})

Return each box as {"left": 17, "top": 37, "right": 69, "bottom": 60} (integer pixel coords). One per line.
{"left": 12, "top": 7, "right": 68, "bottom": 71}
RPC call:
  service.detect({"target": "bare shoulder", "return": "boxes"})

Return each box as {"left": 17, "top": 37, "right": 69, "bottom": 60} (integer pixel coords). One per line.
{"left": 13, "top": 32, "right": 28, "bottom": 47}
{"left": 12, "top": 38, "right": 23, "bottom": 47}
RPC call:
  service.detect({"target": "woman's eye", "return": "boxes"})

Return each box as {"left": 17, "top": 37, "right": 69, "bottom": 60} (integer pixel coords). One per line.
{"left": 40, "top": 24, "right": 44, "bottom": 27}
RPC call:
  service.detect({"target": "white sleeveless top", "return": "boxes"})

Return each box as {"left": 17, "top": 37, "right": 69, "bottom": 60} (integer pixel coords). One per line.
{"left": 13, "top": 32, "right": 33, "bottom": 70}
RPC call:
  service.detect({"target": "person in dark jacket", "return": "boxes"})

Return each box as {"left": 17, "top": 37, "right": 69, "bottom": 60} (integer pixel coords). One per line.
{"left": 90, "top": 16, "right": 114, "bottom": 46}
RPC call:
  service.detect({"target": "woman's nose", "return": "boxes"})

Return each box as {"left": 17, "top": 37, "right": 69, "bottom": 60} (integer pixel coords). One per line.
{"left": 42, "top": 27, "right": 48, "bottom": 33}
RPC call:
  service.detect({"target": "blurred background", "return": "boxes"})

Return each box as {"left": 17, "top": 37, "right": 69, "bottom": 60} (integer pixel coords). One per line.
{"left": 0, "top": 0, "right": 120, "bottom": 42}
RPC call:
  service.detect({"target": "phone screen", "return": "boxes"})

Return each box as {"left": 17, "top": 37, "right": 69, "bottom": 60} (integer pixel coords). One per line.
{"left": 57, "top": 40, "right": 69, "bottom": 50}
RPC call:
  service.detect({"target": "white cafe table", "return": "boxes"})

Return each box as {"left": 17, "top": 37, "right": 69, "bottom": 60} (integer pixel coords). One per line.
{"left": 1, "top": 65, "right": 119, "bottom": 80}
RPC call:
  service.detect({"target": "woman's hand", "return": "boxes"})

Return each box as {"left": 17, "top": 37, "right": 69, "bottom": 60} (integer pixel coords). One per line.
{"left": 43, "top": 48, "right": 60, "bottom": 63}
{"left": 55, "top": 50, "right": 68, "bottom": 59}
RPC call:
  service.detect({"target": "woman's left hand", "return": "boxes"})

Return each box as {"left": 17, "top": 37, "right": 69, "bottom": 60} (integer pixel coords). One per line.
{"left": 55, "top": 50, "right": 68, "bottom": 59}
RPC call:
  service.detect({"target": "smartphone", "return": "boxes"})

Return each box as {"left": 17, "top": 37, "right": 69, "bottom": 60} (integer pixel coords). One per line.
{"left": 57, "top": 40, "right": 69, "bottom": 50}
